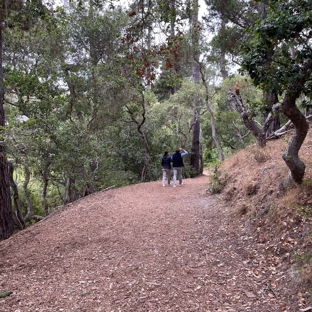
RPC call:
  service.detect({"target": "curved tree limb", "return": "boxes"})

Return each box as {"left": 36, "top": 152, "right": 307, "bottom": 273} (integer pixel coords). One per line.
{"left": 278, "top": 59, "right": 312, "bottom": 188}
{"left": 227, "top": 89, "right": 266, "bottom": 147}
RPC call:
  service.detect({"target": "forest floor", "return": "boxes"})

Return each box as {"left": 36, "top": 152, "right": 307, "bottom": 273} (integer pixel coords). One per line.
{"left": 1, "top": 130, "right": 312, "bottom": 312}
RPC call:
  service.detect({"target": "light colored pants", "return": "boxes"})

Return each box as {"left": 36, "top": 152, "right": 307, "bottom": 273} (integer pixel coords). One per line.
{"left": 162, "top": 169, "right": 171, "bottom": 186}
{"left": 173, "top": 167, "right": 183, "bottom": 186}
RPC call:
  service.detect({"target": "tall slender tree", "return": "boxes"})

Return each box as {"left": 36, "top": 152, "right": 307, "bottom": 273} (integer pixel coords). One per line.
{"left": 0, "top": 0, "right": 50, "bottom": 239}
{"left": 190, "top": 0, "right": 203, "bottom": 174}
{"left": 0, "top": 25, "right": 14, "bottom": 239}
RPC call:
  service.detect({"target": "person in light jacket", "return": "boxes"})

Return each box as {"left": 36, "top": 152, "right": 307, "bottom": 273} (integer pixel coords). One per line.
{"left": 171, "top": 148, "right": 188, "bottom": 187}
{"left": 161, "top": 151, "right": 171, "bottom": 187}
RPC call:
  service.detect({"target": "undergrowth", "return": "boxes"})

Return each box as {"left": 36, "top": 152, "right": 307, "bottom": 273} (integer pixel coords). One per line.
{"left": 206, "top": 165, "right": 227, "bottom": 194}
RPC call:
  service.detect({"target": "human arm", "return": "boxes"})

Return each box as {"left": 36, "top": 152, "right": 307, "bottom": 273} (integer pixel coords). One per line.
{"left": 180, "top": 148, "right": 188, "bottom": 157}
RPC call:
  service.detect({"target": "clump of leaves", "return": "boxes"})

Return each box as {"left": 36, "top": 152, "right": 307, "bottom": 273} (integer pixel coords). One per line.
{"left": 296, "top": 205, "right": 312, "bottom": 222}
{"left": 293, "top": 250, "right": 312, "bottom": 288}
{"left": 0, "top": 291, "right": 13, "bottom": 298}
{"left": 206, "top": 165, "right": 227, "bottom": 194}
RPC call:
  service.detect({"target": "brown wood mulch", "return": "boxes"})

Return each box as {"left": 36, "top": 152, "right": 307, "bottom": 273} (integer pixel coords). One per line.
{"left": 0, "top": 174, "right": 305, "bottom": 312}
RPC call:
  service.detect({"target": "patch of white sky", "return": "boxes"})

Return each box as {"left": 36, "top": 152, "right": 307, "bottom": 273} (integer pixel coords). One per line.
{"left": 50, "top": 0, "right": 211, "bottom": 50}
{"left": 48, "top": 0, "right": 238, "bottom": 76}
{"left": 51, "top": 0, "right": 207, "bottom": 20}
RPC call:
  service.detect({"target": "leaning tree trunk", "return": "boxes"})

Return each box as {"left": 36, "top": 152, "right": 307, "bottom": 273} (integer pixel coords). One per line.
{"left": 0, "top": 28, "right": 14, "bottom": 240}
{"left": 138, "top": 129, "right": 151, "bottom": 183}
{"left": 278, "top": 59, "right": 312, "bottom": 188}
{"left": 279, "top": 94, "right": 309, "bottom": 188}
{"left": 125, "top": 93, "right": 151, "bottom": 183}
{"left": 227, "top": 89, "right": 266, "bottom": 148}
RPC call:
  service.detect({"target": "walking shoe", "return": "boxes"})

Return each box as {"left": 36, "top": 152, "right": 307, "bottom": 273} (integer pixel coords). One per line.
{"left": 162, "top": 184, "right": 165, "bottom": 187}
{"left": 173, "top": 185, "right": 176, "bottom": 187}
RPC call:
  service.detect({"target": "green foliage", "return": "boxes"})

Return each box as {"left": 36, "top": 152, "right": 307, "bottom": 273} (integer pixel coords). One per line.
{"left": 206, "top": 164, "right": 227, "bottom": 194}
{"left": 201, "top": 75, "right": 257, "bottom": 158}
{"left": 1, "top": 0, "right": 269, "bottom": 220}
{"left": 0, "top": 291, "right": 13, "bottom": 298}
{"left": 240, "top": 0, "right": 312, "bottom": 97}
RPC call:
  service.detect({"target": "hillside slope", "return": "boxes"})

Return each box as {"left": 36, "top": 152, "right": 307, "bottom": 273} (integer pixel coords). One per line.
{"left": 1, "top": 130, "right": 312, "bottom": 311}
{"left": 214, "top": 127, "right": 312, "bottom": 310}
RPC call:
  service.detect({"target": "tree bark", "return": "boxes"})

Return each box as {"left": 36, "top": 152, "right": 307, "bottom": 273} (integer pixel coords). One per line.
{"left": 41, "top": 164, "right": 51, "bottom": 217}
{"left": 190, "top": 0, "right": 202, "bottom": 175}
{"left": 191, "top": 105, "right": 201, "bottom": 173}
{"left": 198, "top": 60, "right": 224, "bottom": 161}
{"left": 0, "top": 28, "right": 14, "bottom": 240}
{"left": 263, "top": 91, "right": 280, "bottom": 137}
{"left": 170, "top": 0, "right": 180, "bottom": 94}
{"left": 278, "top": 59, "right": 312, "bottom": 188}
{"left": 227, "top": 89, "right": 266, "bottom": 148}
{"left": 125, "top": 93, "right": 151, "bottom": 183}
{"left": 219, "top": 20, "right": 228, "bottom": 81}
{"left": 279, "top": 96, "right": 309, "bottom": 187}
{"left": 81, "top": 167, "right": 96, "bottom": 197}
{"left": 8, "top": 163, "right": 25, "bottom": 229}
{"left": 23, "top": 166, "right": 34, "bottom": 223}
{"left": 65, "top": 177, "right": 78, "bottom": 204}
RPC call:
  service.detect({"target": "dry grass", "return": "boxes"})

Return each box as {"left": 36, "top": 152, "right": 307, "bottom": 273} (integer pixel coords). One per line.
{"left": 214, "top": 128, "right": 312, "bottom": 214}
{"left": 208, "top": 126, "right": 312, "bottom": 293}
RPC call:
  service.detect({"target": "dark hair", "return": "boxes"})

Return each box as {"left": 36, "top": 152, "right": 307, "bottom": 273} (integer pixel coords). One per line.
{"left": 176, "top": 148, "right": 180, "bottom": 153}
{"left": 164, "top": 151, "right": 169, "bottom": 156}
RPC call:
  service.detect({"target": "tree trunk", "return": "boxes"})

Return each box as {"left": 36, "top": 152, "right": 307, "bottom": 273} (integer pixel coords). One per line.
{"left": 0, "top": 28, "right": 14, "bottom": 240}
{"left": 278, "top": 59, "right": 312, "bottom": 188}
{"left": 170, "top": 0, "right": 180, "bottom": 95}
{"left": 219, "top": 20, "right": 228, "bottom": 81}
{"left": 8, "top": 163, "right": 25, "bottom": 229}
{"left": 259, "top": 3, "right": 281, "bottom": 137}
{"left": 135, "top": 99, "right": 151, "bottom": 182}
{"left": 42, "top": 165, "right": 50, "bottom": 217}
{"left": 280, "top": 95, "right": 309, "bottom": 188}
{"left": 81, "top": 167, "right": 96, "bottom": 197}
{"left": 227, "top": 89, "right": 266, "bottom": 148}
{"left": 263, "top": 91, "right": 280, "bottom": 137}
{"left": 23, "top": 166, "right": 34, "bottom": 223}
{"left": 191, "top": 105, "right": 201, "bottom": 173}
{"left": 139, "top": 129, "right": 151, "bottom": 183}
{"left": 65, "top": 177, "right": 77, "bottom": 204}
{"left": 198, "top": 60, "right": 224, "bottom": 161}
{"left": 125, "top": 93, "right": 151, "bottom": 183}
{"left": 190, "top": 0, "right": 202, "bottom": 175}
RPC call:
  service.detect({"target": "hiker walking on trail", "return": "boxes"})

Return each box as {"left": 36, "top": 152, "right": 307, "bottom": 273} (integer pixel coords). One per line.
{"left": 161, "top": 151, "right": 172, "bottom": 187}
{"left": 171, "top": 148, "right": 188, "bottom": 187}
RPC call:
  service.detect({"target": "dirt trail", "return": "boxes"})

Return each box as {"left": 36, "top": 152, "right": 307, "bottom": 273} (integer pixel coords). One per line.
{"left": 0, "top": 175, "right": 298, "bottom": 311}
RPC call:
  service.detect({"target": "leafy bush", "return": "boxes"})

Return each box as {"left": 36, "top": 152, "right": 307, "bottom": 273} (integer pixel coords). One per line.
{"left": 206, "top": 165, "right": 227, "bottom": 194}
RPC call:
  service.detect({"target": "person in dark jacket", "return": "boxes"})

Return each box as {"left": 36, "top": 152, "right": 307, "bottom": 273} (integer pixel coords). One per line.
{"left": 171, "top": 148, "right": 188, "bottom": 187}
{"left": 161, "top": 151, "right": 171, "bottom": 186}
